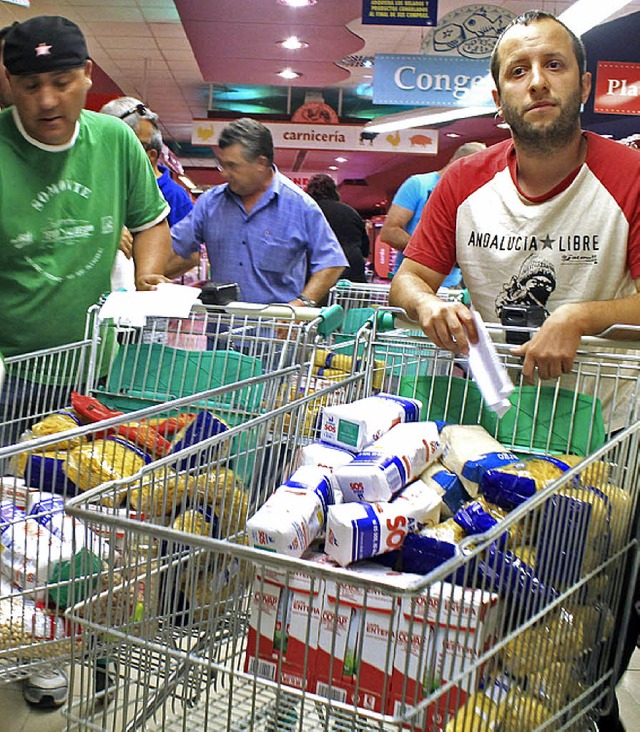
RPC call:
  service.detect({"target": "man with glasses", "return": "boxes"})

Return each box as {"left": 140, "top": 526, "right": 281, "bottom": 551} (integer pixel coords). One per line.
{"left": 166, "top": 117, "right": 347, "bottom": 307}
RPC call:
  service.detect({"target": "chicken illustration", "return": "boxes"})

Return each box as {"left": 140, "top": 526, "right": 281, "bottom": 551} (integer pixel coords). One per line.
{"left": 386, "top": 130, "right": 401, "bottom": 147}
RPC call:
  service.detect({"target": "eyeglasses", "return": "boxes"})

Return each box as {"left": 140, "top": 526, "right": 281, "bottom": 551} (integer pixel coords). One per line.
{"left": 119, "top": 103, "right": 148, "bottom": 120}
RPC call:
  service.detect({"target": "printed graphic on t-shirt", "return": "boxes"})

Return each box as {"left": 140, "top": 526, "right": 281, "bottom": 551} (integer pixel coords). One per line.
{"left": 495, "top": 253, "right": 556, "bottom": 318}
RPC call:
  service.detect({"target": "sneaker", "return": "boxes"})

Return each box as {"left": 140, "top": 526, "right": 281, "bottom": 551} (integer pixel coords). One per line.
{"left": 22, "top": 668, "right": 68, "bottom": 708}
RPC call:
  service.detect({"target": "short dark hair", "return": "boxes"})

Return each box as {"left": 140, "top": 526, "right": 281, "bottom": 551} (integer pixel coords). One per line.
{"left": 218, "top": 118, "right": 274, "bottom": 165}
{"left": 490, "top": 10, "right": 587, "bottom": 93}
{"left": 307, "top": 173, "right": 339, "bottom": 202}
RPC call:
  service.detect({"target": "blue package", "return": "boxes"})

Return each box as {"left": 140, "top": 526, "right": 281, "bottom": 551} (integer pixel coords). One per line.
{"left": 427, "top": 466, "right": 471, "bottom": 515}
{"left": 454, "top": 501, "right": 499, "bottom": 535}
{"left": 171, "top": 412, "right": 229, "bottom": 470}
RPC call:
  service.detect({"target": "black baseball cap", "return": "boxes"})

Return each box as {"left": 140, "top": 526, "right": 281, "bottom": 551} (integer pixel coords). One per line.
{"left": 3, "top": 16, "right": 89, "bottom": 76}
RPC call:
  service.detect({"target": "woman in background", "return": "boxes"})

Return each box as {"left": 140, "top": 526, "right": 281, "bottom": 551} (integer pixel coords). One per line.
{"left": 307, "top": 174, "right": 369, "bottom": 283}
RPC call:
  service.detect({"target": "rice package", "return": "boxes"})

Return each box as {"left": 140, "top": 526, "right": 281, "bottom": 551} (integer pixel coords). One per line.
{"left": 319, "top": 393, "right": 422, "bottom": 453}
{"left": 170, "top": 411, "right": 228, "bottom": 470}
{"left": 440, "top": 425, "right": 517, "bottom": 497}
{"left": 246, "top": 466, "right": 337, "bottom": 557}
{"left": 334, "top": 421, "right": 441, "bottom": 502}
{"left": 325, "top": 479, "right": 441, "bottom": 566}
{"left": 295, "top": 441, "right": 355, "bottom": 474}
{"left": 128, "top": 466, "right": 195, "bottom": 517}
{"left": 419, "top": 461, "right": 471, "bottom": 517}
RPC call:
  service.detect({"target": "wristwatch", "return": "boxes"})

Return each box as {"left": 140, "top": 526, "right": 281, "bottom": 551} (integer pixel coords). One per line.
{"left": 297, "top": 294, "right": 316, "bottom": 307}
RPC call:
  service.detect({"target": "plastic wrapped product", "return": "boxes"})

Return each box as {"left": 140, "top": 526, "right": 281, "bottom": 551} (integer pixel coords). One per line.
{"left": 25, "top": 410, "right": 85, "bottom": 448}
{"left": 480, "top": 455, "right": 572, "bottom": 509}
{"left": 128, "top": 467, "right": 195, "bottom": 517}
{"left": 294, "top": 441, "right": 355, "bottom": 474}
{"left": 170, "top": 411, "right": 229, "bottom": 470}
{"left": 246, "top": 466, "right": 337, "bottom": 557}
{"left": 192, "top": 467, "right": 249, "bottom": 538}
{"left": 419, "top": 461, "right": 471, "bottom": 517}
{"left": 440, "top": 425, "right": 517, "bottom": 497}
{"left": 324, "top": 479, "right": 441, "bottom": 567}
{"left": 63, "top": 437, "right": 151, "bottom": 505}
{"left": 320, "top": 393, "right": 422, "bottom": 452}
{"left": 334, "top": 421, "right": 442, "bottom": 502}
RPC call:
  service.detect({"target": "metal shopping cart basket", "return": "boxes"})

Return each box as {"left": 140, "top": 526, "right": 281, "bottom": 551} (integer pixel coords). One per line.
{"left": 0, "top": 299, "right": 345, "bottom": 698}
{"left": 62, "top": 310, "right": 640, "bottom": 731}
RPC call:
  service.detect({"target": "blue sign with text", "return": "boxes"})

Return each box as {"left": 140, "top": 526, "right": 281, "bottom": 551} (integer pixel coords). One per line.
{"left": 373, "top": 54, "right": 494, "bottom": 107}
{"left": 362, "top": 0, "right": 437, "bottom": 27}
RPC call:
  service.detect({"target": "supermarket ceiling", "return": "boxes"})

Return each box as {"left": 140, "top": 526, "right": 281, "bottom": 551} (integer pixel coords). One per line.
{"left": 3, "top": 0, "right": 640, "bottom": 212}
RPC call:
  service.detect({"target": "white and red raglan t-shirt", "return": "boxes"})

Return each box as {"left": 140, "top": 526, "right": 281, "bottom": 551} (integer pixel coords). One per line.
{"left": 405, "top": 131, "right": 640, "bottom": 324}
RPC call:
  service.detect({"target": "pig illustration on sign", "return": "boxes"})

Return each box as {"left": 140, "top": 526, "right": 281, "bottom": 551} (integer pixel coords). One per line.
{"left": 409, "top": 134, "right": 433, "bottom": 148}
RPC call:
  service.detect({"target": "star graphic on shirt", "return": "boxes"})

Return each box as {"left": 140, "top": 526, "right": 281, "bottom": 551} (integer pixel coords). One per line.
{"left": 540, "top": 234, "right": 555, "bottom": 250}
{"left": 35, "top": 43, "right": 52, "bottom": 56}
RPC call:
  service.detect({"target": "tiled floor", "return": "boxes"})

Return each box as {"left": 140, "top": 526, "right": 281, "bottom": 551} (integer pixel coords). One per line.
{"left": 0, "top": 651, "right": 638, "bottom": 731}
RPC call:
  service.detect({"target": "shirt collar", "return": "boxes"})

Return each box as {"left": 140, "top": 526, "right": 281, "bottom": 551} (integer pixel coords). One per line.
{"left": 12, "top": 106, "right": 80, "bottom": 152}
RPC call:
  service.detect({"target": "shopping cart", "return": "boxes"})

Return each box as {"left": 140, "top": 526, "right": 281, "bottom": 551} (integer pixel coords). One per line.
{"left": 62, "top": 310, "right": 640, "bottom": 731}
{"left": 0, "top": 299, "right": 344, "bottom": 698}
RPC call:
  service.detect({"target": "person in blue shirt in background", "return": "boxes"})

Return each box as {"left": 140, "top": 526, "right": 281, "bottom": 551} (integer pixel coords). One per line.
{"left": 381, "top": 141, "right": 486, "bottom": 283}
{"left": 166, "top": 117, "right": 347, "bottom": 307}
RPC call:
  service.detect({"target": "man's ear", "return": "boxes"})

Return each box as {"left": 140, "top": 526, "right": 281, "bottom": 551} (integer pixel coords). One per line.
{"left": 492, "top": 88, "right": 501, "bottom": 115}
{"left": 84, "top": 59, "right": 93, "bottom": 89}
{"left": 581, "top": 71, "right": 592, "bottom": 105}
{"left": 146, "top": 148, "right": 159, "bottom": 167}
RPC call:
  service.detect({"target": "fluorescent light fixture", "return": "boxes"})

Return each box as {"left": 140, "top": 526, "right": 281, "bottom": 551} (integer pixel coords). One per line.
{"left": 279, "top": 36, "right": 308, "bottom": 50}
{"left": 277, "top": 67, "right": 302, "bottom": 80}
{"left": 278, "top": 0, "right": 316, "bottom": 6}
{"left": 364, "top": 106, "right": 492, "bottom": 134}
{"left": 558, "top": 0, "right": 634, "bottom": 36}
{"left": 335, "top": 156, "right": 348, "bottom": 162}
{"left": 328, "top": 165, "right": 338, "bottom": 170}
{"left": 179, "top": 175, "right": 196, "bottom": 189}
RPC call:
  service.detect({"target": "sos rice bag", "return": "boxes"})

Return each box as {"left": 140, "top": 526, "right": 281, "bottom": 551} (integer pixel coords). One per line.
{"left": 320, "top": 393, "right": 421, "bottom": 452}
{"left": 334, "top": 421, "right": 441, "bottom": 502}
{"left": 440, "top": 425, "right": 517, "bottom": 497}
{"left": 419, "top": 461, "right": 471, "bottom": 517}
{"left": 294, "top": 441, "right": 355, "bottom": 474}
{"left": 246, "top": 466, "right": 337, "bottom": 557}
{"left": 325, "top": 479, "right": 442, "bottom": 567}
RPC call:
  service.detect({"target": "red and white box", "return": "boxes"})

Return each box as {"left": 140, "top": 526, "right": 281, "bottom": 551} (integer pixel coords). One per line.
{"left": 244, "top": 563, "right": 324, "bottom": 691}
{"left": 314, "top": 563, "right": 419, "bottom": 714}
{"left": 389, "top": 581, "right": 500, "bottom": 730}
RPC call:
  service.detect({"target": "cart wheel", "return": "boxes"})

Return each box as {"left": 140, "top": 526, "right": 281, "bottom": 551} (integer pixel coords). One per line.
{"left": 22, "top": 669, "right": 68, "bottom": 708}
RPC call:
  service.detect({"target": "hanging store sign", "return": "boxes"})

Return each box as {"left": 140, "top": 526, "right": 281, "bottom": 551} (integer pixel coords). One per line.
{"left": 594, "top": 61, "right": 640, "bottom": 115}
{"left": 373, "top": 54, "right": 494, "bottom": 107}
{"left": 362, "top": 0, "right": 437, "bottom": 26}
{"left": 192, "top": 119, "right": 439, "bottom": 155}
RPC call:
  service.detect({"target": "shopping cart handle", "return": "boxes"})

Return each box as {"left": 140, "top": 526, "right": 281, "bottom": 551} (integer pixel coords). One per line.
{"left": 374, "top": 309, "right": 419, "bottom": 332}
{"left": 221, "top": 301, "right": 344, "bottom": 335}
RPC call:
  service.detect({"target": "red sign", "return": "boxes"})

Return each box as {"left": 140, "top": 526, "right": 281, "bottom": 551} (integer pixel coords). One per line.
{"left": 594, "top": 61, "right": 640, "bottom": 115}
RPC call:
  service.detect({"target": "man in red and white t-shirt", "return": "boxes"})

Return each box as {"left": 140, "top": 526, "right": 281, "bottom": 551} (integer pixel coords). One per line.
{"left": 391, "top": 11, "right": 639, "bottom": 732}
{"left": 390, "top": 11, "right": 640, "bottom": 384}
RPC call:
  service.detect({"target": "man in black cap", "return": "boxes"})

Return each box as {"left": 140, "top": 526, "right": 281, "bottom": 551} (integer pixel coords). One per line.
{"left": 0, "top": 15, "right": 171, "bottom": 358}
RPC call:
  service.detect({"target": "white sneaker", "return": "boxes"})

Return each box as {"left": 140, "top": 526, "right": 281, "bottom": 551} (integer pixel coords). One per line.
{"left": 22, "top": 668, "right": 68, "bottom": 707}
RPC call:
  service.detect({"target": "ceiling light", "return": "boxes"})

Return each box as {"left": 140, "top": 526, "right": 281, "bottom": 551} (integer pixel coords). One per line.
{"left": 365, "top": 106, "right": 492, "bottom": 134}
{"left": 445, "top": 132, "right": 462, "bottom": 138}
{"left": 558, "top": 0, "right": 634, "bottom": 36}
{"left": 279, "top": 36, "right": 308, "bottom": 50}
{"left": 335, "top": 157, "right": 348, "bottom": 163}
{"left": 277, "top": 68, "right": 302, "bottom": 80}
{"left": 328, "top": 165, "right": 338, "bottom": 171}
{"left": 278, "top": 0, "right": 316, "bottom": 7}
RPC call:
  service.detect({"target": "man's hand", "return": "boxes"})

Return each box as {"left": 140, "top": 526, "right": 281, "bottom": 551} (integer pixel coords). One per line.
{"left": 119, "top": 226, "right": 134, "bottom": 259}
{"left": 135, "top": 273, "right": 171, "bottom": 291}
{"left": 511, "top": 306, "right": 582, "bottom": 381}
{"left": 415, "top": 297, "right": 478, "bottom": 355}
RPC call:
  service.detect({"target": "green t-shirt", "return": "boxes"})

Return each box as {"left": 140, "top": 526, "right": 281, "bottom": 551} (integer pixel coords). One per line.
{"left": 0, "top": 108, "right": 169, "bottom": 358}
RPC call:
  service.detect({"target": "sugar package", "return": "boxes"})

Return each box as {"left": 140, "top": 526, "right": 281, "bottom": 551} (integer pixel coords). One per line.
{"left": 334, "top": 422, "right": 442, "bottom": 502}
{"left": 246, "top": 466, "right": 338, "bottom": 557}
{"left": 320, "top": 393, "right": 422, "bottom": 453}
{"left": 325, "top": 480, "right": 442, "bottom": 567}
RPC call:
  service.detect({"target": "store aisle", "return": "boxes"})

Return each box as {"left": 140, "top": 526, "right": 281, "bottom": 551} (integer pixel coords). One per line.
{"left": 0, "top": 652, "right": 638, "bottom": 731}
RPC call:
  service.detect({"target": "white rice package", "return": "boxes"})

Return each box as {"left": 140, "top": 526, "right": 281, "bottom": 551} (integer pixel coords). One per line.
{"left": 440, "top": 425, "right": 518, "bottom": 498}
{"left": 325, "top": 480, "right": 442, "bottom": 567}
{"left": 319, "top": 393, "right": 422, "bottom": 453}
{"left": 246, "top": 466, "right": 338, "bottom": 557}
{"left": 294, "top": 441, "right": 355, "bottom": 474}
{"left": 334, "top": 421, "right": 442, "bottom": 502}
{"left": 418, "top": 461, "right": 471, "bottom": 518}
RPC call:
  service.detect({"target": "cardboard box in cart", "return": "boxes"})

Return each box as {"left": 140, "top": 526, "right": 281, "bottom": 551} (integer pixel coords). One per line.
{"left": 244, "top": 563, "right": 324, "bottom": 691}
{"left": 389, "top": 582, "right": 500, "bottom": 730}
{"left": 314, "top": 564, "right": 418, "bottom": 714}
